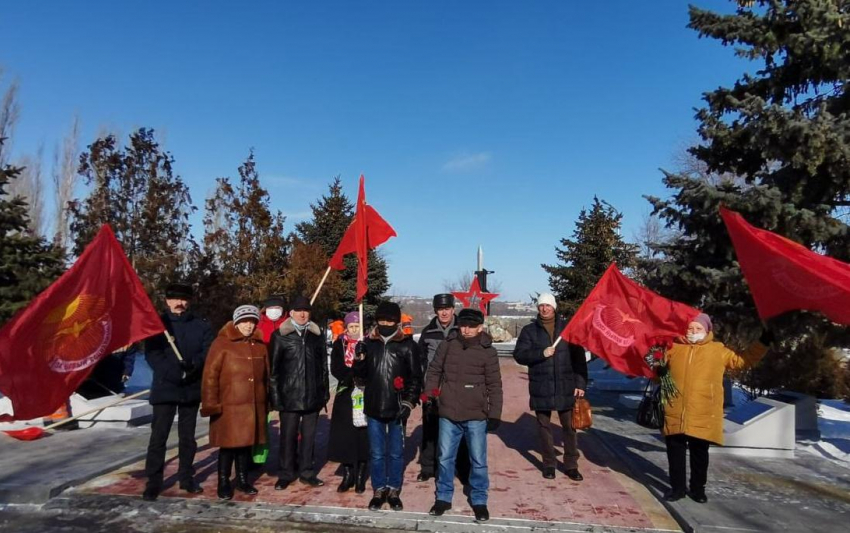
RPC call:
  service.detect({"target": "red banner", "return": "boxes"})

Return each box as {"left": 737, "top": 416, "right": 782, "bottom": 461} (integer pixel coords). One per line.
{"left": 560, "top": 264, "right": 699, "bottom": 378}
{"left": 721, "top": 207, "right": 850, "bottom": 324}
{"left": 0, "top": 225, "right": 164, "bottom": 421}
{"left": 328, "top": 175, "right": 396, "bottom": 302}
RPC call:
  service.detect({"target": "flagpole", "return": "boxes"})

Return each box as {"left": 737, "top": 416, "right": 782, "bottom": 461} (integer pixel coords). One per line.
{"left": 310, "top": 266, "right": 332, "bottom": 305}
{"left": 44, "top": 389, "right": 151, "bottom": 431}
{"left": 551, "top": 337, "right": 562, "bottom": 349}
{"left": 164, "top": 330, "right": 184, "bottom": 362}
{"left": 359, "top": 301, "right": 364, "bottom": 341}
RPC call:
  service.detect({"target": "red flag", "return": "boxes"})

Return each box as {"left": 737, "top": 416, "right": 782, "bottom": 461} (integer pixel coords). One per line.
{"left": 560, "top": 264, "right": 699, "bottom": 378}
{"left": 720, "top": 207, "right": 850, "bottom": 324}
{"left": 0, "top": 225, "right": 164, "bottom": 421}
{"left": 328, "top": 175, "right": 396, "bottom": 301}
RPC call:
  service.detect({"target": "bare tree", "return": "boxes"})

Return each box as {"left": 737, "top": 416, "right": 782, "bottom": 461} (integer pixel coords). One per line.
{"left": 52, "top": 116, "right": 80, "bottom": 250}
{"left": 0, "top": 73, "right": 20, "bottom": 167}
{"left": 10, "top": 145, "right": 46, "bottom": 236}
{"left": 442, "top": 270, "right": 502, "bottom": 294}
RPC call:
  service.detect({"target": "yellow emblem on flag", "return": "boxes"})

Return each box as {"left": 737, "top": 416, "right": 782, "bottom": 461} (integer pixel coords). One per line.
{"left": 39, "top": 294, "right": 112, "bottom": 373}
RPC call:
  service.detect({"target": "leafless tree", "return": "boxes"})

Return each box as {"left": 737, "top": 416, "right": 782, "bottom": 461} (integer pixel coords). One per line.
{"left": 52, "top": 115, "right": 80, "bottom": 250}
{"left": 442, "top": 270, "right": 503, "bottom": 294}
{"left": 6, "top": 145, "right": 46, "bottom": 236}
{"left": 0, "top": 72, "right": 20, "bottom": 167}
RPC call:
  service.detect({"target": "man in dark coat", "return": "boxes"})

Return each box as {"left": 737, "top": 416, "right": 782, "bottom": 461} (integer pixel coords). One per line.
{"left": 143, "top": 283, "right": 214, "bottom": 501}
{"left": 513, "top": 293, "right": 588, "bottom": 481}
{"left": 354, "top": 301, "right": 422, "bottom": 512}
{"left": 416, "top": 293, "right": 458, "bottom": 482}
{"left": 424, "top": 308, "right": 502, "bottom": 522}
{"left": 269, "top": 295, "right": 329, "bottom": 490}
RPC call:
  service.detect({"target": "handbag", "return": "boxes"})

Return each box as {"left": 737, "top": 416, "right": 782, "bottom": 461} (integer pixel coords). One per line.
{"left": 572, "top": 398, "right": 592, "bottom": 430}
{"left": 351, "top": 385, "right": 367, "bottom": 428}
{"left": 636, "top": 381, "right": 664, "bottom": 430}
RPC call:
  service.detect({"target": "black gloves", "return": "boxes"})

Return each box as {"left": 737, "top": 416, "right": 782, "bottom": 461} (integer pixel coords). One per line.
{"left": 355, "top": 342, "right": 367, "bottom": 358}
{"left": 397, "top": 404, "right": 411, "bottom": 423}
{"left": 179, "top": 360, "right": 200, "bottom": 384}
{"left": 655, "top": 364, "right": 668, "bottom": 378}
{"left": 759, "top": 328, "right": 775, "bottom": 346}
{"left": 487, "top": 418, "right": 501, "bottom": 433}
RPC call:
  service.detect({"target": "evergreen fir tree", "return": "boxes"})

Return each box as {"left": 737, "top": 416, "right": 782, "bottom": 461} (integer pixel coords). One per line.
{"left": 295, "top": 177, "right": 391, "bottom": 316}
{"left": 0, "top": 139, "right": 64, "bottom": 324}
{"left": 198, "top": 151, "right": 289, "bottom": 327}
{"left": 542, "top": 197, "right": 638, "bottom": 316}
{"left": 645, "top": 0, "right": 849, "bottom": 397}
{"left": 68, "top": 128, "right": 196, "bottom": 296}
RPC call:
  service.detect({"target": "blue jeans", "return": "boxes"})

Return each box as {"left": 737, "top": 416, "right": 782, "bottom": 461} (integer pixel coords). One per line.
{"left": 436, "top": 418, "right": 489, "bottom": 505}
{"left": 367, "top": 416, "right": 404, "bottom": 490}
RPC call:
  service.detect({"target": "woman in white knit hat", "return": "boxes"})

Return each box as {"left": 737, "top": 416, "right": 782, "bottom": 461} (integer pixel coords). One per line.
{"left": 201, "top": 305, "right": 269, "bottom": 500}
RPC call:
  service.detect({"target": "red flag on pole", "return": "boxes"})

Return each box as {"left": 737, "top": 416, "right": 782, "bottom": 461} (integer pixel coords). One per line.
{"left": 328, "top": 175, "right": 396, "bottom": 302}
{"left": 720, "top": 207, "right": 850, "bottom": 324}
{"left": 560, "top": 264, "right": 699, "bottom": 378}
{"left": 0, "top": 225, "right": 164, "bottom": 422}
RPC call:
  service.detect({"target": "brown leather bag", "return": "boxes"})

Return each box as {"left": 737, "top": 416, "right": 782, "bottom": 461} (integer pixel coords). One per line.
{"left": 572, "top": 398, "right": 592, "bottom": 430}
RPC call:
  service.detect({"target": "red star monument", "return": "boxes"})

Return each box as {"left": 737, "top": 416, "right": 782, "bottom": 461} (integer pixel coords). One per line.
{"left": 452, "top": 277, "right": 499, "bottom": 316}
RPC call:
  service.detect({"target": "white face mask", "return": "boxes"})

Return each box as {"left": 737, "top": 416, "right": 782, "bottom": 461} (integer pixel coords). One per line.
{"left": 686, "top": 332, "right": 706, "bottom": 343}
{"left": 265, "top": 308, "right": 283, "bottom": 321}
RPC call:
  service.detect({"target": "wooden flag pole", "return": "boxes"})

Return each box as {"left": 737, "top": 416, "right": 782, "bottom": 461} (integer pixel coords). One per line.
{"left": 164, "top": 330, "right": 184, "bottom": 362}
{"left": 551, "top": 337, "right": 562, "bottom": 349}
{"left": 310, "top": 266, "right": 333, "bottom": 305}
{"left": 359, "top": 301, "right": 365, "bottom": 342}
{"left": 44, "top": 389, "right": 151, "bottom": 431}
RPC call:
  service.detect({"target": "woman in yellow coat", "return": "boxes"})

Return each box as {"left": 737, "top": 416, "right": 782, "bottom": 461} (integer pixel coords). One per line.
{"left": 662, "top": 313, "right": 769, "bottom": 504}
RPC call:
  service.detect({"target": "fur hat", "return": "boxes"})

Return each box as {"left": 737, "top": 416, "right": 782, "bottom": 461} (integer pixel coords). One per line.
{"left": 457, "top": 308, "right": 485, "bottom": 327}
{"left": 289, "top": 295, "right": 312, "bottom": 312}
{"left": 432, "top": 293, "right": 455, "bottom": 309}
{"left": 375, "top": 301, "right": 401, "bottom": 324}
{"left": 165, "top": 283, "right": 193, "bottom": 299}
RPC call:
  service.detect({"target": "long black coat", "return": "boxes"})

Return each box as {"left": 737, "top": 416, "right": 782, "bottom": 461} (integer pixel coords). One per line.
{"left": 513, "top": 317, "right": 588, "bottom": 412}
{"left": 354, "top": 328, "right": 422, "bottom": 420}
{"left": 269, "top": 319, "right": 329, "bottom": 413}
{"left": 327, "top": 335, "right": 369, "bottom": 464}
{"left": 145, "top": 311, "right": 214, "bottom": 405}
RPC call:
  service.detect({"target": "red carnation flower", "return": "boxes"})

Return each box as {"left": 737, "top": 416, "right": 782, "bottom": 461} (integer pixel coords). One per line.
{"left": 431, "top": 388, "right": 441, "bottom": 398}
{"left": 393, "top": 376, "right": 404, "bottom": 391}
{"left": 420, "top": 392, "right": 429, "bottom": 403}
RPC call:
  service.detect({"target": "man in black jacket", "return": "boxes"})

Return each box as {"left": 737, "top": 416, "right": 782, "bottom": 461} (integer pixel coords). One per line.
{"left": 354, "top": 301, "right": 422, "bottom": 512}
{"left": 416, "top": 293, "right": 460, "bottom": 482}
{"left": 513, "top": 293, "right": 588, "bottom": 481}
{"left": 270, "top": 295, "right": 329, "bottom": 490}
{"left": 143, "top": 283, "right": 214, "bottom": 501}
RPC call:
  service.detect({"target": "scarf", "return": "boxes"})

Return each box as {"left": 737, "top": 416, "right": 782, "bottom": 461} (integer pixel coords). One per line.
{"left": 342, "top": 333, "right": 359, "bottom": 368}
{"left": 539, "top": 315, "right": 556, "bottom": 343}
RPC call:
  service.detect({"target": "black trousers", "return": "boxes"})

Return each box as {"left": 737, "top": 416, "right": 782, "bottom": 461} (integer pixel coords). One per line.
{"left": 278, "top": 410, "right": 319, "bottom": 481}
{"left": 536, "top": 410, "right": 579, "bottom": 470}
{"left": 666, "top": 434, "right": 710, "bottom": 493}
{"left": 145, "top": 402, "right": 199, "bottom": 489}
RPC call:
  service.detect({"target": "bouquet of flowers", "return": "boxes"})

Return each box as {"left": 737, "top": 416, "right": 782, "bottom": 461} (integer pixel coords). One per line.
{"left": 644, "top": 336, "right": 678, "bottom": 405}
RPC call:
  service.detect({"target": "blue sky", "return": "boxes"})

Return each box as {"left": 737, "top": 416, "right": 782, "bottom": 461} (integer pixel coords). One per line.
{"left": 1, "top": 1, "right": 748, "bottom": 301}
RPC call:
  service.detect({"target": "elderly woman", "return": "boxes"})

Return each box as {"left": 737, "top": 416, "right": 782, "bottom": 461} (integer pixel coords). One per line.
{"left": 201, "top": 305, "right": 269, "bottom": 500}
{"left": 662, "top": 313, "right": 770, "bottom": 504}
{"left": 327, "top": 311, "right": 370, "bottom": 493}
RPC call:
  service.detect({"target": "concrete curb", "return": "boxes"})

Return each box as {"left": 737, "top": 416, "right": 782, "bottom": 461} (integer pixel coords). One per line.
{"left": 44, "top": 493, "right": 681, "bottom": 533}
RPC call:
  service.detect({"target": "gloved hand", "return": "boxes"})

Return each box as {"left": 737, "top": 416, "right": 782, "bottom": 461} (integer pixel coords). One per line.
{"left": 759, "top": 328, "right": 775, "bottom": 346}
{"left": 486, "top": 418, "right": 501, "bottom": 433}
{"left": 179, "top": 360, "right": 199, "bottom": 384}
{"left": 397, "top": 404, "right": 411, "bottom": 423}
{"left": 355, "top": 342, "right": 367, "bottom": 359}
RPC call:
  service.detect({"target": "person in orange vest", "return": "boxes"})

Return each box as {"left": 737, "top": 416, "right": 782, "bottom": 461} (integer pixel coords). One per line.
{"left": 330, "top": 319, "right": 345, "bottom": 342}
{"left": 401, "top": 313, "right": 414, "bottom": 336}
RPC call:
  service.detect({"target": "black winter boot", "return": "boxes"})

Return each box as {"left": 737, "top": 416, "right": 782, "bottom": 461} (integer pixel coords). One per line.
{"left": 234, "top": 448, "right": 258, "bottom": 495}
{"left": 217, "top": 448, "right": 234, "bottom": 500}
{"left": 354, "top": 461, "right": 368, "bottom": 494}
{"left": 337, "top": 464, "right": 355, "bottom": 492}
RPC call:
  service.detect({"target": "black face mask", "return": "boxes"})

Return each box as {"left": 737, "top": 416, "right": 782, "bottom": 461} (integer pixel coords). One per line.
{"left": 377, "top": 324, "right": 397, "bottom": 338}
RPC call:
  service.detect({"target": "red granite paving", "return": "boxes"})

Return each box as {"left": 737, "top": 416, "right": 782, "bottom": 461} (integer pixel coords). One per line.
{"left": 89, "top": 360, "right": 672, "bottom": 529}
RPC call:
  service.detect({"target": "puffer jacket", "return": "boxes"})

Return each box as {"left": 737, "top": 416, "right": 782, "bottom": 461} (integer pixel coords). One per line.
{"left": 424, "top": 332, "right": 502, "bottom": 422}
{"left": 418, "top": 315, "right": 458, "bottom": 375}
{"left": 269, "top": 318, "right": 329, "bottom": 412}
{"left": 663, "top": 332, "right": 767, "bottom": 445}
{"left": 513, "top": 316, "right": 588, "bottom": 411}
{"left": 354, "top": 327, "right": 422, "bottom": 420}
{"left": 200, "top": 322, "right": 269, "bottom": 448}
{"left": 145, "top": 310, "right": 214, "bottom": 405}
